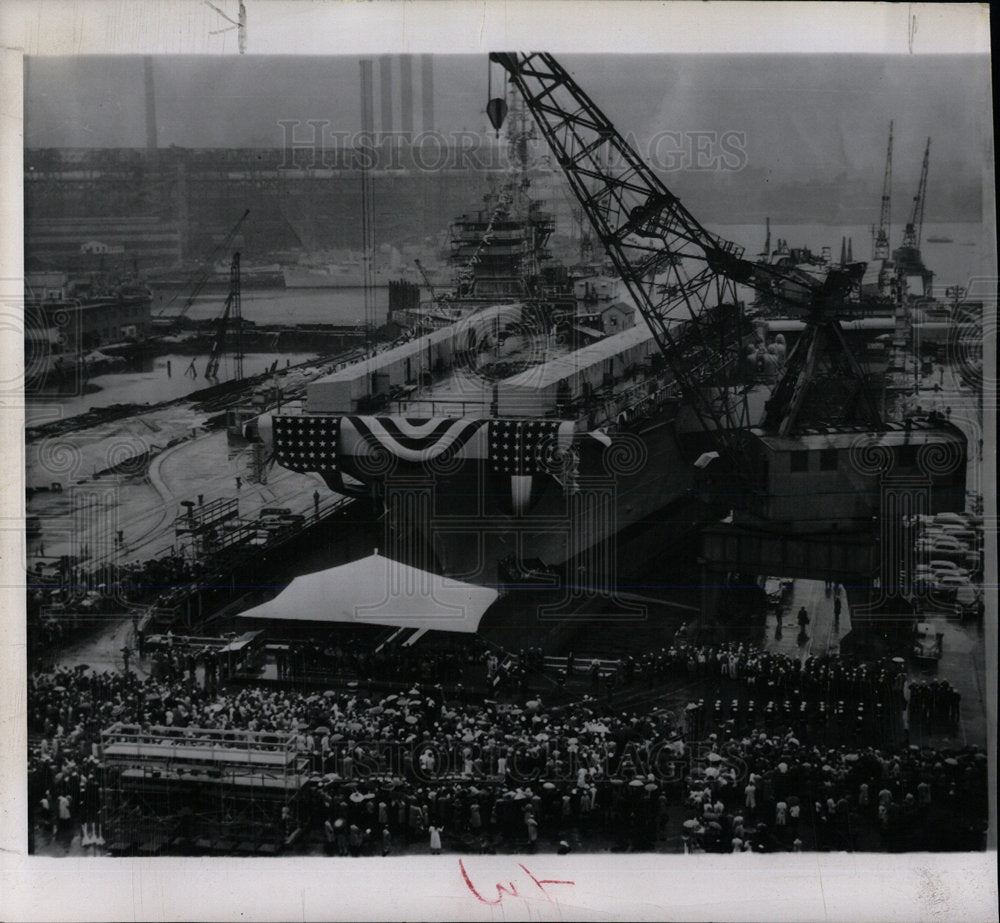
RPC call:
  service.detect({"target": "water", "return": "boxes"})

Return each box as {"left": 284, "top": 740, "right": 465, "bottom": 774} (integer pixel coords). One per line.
{"left": 27, "top": 351, "right": 320, "bottom": 422}
{"left": 151, "top": 286, "right": 390, "bottom": 327}
{"left": 712, "top": 222, "right": 987, "bottom": 296}
{"left": 30, "top": 223, "right": 986, "bottom": 425}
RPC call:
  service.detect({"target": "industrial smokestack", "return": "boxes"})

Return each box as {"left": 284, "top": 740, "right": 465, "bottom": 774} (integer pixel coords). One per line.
{"left": 143, "top": 56, "right": 159, "bottom": 169}
{"left": 399, "top": 54, "right": 414, "bottom": 141}
{"left": 421, "top": 54, "right": 434, "bottom": 134}
{"left": 379, "top": 55, "right": 393, "bottom": 138}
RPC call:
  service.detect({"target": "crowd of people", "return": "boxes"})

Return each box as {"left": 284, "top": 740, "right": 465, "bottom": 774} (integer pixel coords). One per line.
{"left": 27, "top": 551, "right": 200, "bottom": 656}
{"left": 27, "top": 632, "right": 988, "bottom": 856}
{"left": 271, "top": 635, "right": 478, "bottom": 687}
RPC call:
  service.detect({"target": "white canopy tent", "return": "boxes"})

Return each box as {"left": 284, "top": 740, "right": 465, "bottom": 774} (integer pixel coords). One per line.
{"left": 238, "top": 553, "right": 498, "bottom": 635}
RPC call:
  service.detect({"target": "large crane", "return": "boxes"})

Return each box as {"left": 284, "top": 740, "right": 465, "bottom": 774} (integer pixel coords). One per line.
{"left": 900, "top": 138, "right": 931, "bottom": 252}
{"left": 204, "top": 252, "right": 243, "bottom": 381}
{"left": 155, "top": 208, "right": 250, "bottom": 322}
{"left": 413, "top": 258, "right": 437, "bottom": 300}
{"left": 487, "top": 53, "right": 872, "bottom": 464}
{"left": 872, "top": 121, "right": 893, "bottom": 260}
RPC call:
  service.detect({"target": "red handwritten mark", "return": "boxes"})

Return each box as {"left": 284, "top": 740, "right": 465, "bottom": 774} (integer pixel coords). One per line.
{"left": 518, "top": 863, "right": 576, "bottom": 902}
{"left": 459, "top": 858, "right": 575, "bottom": 906}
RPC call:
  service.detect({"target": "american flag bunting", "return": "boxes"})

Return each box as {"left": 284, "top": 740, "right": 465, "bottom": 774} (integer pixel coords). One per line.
{"left": 273, "top": 415, "right": 340, "bottom": 474}
{"left": 489, "top": 419, "right": 564, "bottom": 475}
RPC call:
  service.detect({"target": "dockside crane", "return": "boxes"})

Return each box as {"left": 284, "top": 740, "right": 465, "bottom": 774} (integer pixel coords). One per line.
{"left": 872, "top": 121, "right": 894, "bottom": 260}
{"left": 487, "top": 53, "right": 874, "bottom": 464}
{"left": 413, "top": 259, "right": 437, "bottom": 300}
{"left": 155, "top": 208, "right": 250, "bottom": 323}
{"left": 204, "top": 252, "right": 243, "bottom": 381}
{"left": 900, "top": 138, "right": 930, "bottom": 252}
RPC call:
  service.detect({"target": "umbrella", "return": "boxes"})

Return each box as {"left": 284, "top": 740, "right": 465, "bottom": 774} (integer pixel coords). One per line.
{"left": 315, "top": 726, "right": 330, "bottom": 735}
{"left": 683, "top": 819, "right": 700, "bottom": 830}
{"left": 645, "top": 783, "right": 659, "bottom": 792}
{"left": 323, "top": 690, "right": 337, "bottom": 698}
{"left": 944, "top": 758, "right": 958, "bottom": 767}
{"left": 704, "top": 767, "right": 720, "bottom": 778}
{"left": 707, "top": 752, "right": 722, "bottom": 763}
{"left": 384, "top": 695, "right": 398, "bottom": 703}
{"left": 844, "top": 754, "right": 859, "bottom": 762}
{"left": 628, "top": 779, "right": 644, "bottom": 788}
{"left": 542, "top": 782, "right": 556, "bottom": 791}
{"left": 330, "top": 733, "right": 344, "bottom": 742}
{"left": 350, "top": 791, "right": 364, "bottom": 803}
{"left": 535, "top": 733, "right": 550, "bottom": 742}
{"left": 405, "top": 716, "right": 418, "bottom": 725}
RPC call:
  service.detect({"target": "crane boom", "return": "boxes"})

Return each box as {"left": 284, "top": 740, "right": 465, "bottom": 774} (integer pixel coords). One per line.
{"left": 872, "top": 121, "right": 893, "bottom": 260}
{"left": 489, "top": 52, "right": 755, "bottom": 460}
{"left": 204, "top": 252, "right": 242, "bottom": 380}
{"left": 156, "top": 208, "right": 250, "bottom": 320}
{"left": 413, "top": 259, "right": 436, "bottom": 299}
{"left": 490, "top": 53, "right": 881, "bottom": 446}
{"left": 901, "top": 138, "right": 930, "bottom": 251}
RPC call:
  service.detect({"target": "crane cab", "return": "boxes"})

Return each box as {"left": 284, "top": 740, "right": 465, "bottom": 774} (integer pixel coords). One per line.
{"left": 743, "top": 420, "right": 966, "bottom": 531}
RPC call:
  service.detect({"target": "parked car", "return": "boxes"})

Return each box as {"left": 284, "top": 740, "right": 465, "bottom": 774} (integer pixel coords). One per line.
{"left": 912, "top": 621, "right": 943, "bottom": 667}
{"left": 933, "top": 512, "right": 968, "bottom": 526}
{"left": 928, "top": 559, "right": 970, "bottom": 579}
{"left": 939, "top": 528, "right": 979, "bottom": 547}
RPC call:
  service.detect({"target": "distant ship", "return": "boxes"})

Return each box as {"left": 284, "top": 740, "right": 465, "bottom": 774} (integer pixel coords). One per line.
{"left": 925, "top": 235, "right": 953, "bottom": 243}
{"left": 147, "top": 261, "right": 284, "bottom": 290}
{"left": 282, "top": 257, "right": 450, "bottom": 289}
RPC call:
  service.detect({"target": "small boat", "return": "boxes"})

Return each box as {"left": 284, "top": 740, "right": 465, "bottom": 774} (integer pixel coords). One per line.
{"left": 925, "top": 235, "right": 952, "bottom": 243}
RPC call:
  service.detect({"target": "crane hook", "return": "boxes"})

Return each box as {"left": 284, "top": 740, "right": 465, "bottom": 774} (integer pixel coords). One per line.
{"left": 486, "top": 57, "right": 507, "bottom": 136}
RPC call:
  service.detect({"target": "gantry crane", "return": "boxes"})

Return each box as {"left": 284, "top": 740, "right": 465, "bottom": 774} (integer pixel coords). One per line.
{"left": 204, "top": 252, "right": 242, "bottom": 381}
{"left": 900, "top": 138, "right": 930, "bottom": 252}
{"left": 872, "top": 121, "right": 893, "bottom": 260}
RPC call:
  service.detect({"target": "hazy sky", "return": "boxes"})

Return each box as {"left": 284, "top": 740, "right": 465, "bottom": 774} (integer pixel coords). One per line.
{"left": 24, "top": 54, "right": 991, "bottom": 187}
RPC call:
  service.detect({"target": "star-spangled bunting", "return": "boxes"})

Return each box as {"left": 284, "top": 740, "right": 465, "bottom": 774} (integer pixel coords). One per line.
{"left": 273, "top": 415, "right": 339, "bottom": 474}
{"left": 489, "top": 419, "right": 563, "bottom": 475}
